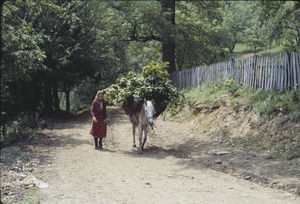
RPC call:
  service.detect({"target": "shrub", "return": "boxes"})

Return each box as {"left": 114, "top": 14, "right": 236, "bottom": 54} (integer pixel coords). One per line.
{"left": 225, "top": 75, "right": 240, "bottom": 96}
{"left": 105, "top": 61, "right": 184, "bottom": 117}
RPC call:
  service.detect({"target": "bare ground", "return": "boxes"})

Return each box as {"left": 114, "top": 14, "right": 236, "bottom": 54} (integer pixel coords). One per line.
{"left": 1, "top": 106, "right": 299, "bottom": 203}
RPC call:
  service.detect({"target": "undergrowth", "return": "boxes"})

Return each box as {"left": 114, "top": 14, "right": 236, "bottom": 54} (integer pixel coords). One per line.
{"left": 183, "top": 78, "right": 300, "bottom": 117}
{"left": 178, "top": 80, "right": 300, "bottom": 159}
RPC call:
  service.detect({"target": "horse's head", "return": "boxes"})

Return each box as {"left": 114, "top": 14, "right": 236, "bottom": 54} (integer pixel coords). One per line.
{"left": 144, "top": 100, "right": 156, "bottom": 127}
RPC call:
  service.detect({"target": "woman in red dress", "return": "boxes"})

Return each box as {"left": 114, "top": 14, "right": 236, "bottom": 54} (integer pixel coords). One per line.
{"left": 90, "top": 90, "right": 109, "bottom": 150}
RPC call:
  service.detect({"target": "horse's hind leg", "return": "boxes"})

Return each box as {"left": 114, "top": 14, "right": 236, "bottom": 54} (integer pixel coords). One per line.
{"left": 132, "top": 124, "right": 137, "bottom": 148}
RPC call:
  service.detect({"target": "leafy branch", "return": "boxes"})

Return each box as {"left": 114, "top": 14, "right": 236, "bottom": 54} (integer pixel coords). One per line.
{"left": 105, "top": 61, "right": 184, "bottom": 117}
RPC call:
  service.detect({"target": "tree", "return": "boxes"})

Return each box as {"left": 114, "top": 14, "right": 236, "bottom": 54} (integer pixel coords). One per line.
{"left": 20, "top": 0, "right": 121, "bottom": 113}
{"left": 109, "top": 1, "right": 175, "bottom": 73}
{"left": 259, "top": 1, "right": 300, "bottom": 51}
{"left": 175, "top": 1, "right": 223, "bottom": 69}
{"left": 243, "top": 23, "right": 265, "bottom": 53}
{"left": 109, "top": 0, "right": 223, "bottom": 73}
{"left": 160, "top": 0, "right": 176, "bottom": 74}
{"left": 220, "top": 1, "right": 252, "bottom": 53}
{"left": 243, "top": 3, "right": 267, "bottom": 53}
{"left": 1, "top": 0, "right": 125, "bottom": 119}
{"left": 1, "top": 0, "right": 47, "bottom": 126}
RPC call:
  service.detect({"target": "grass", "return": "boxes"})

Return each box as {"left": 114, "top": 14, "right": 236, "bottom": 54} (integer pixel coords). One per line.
{"left": 234, "top": 43, "right": 285, "bottom": 56}
{"left": 234, "top": 44, "right": 263, "bottom": 53}
{"left": 183, "top": 83, "right": 228, "bottom": 104}
{"left": 247, "top": 89, "right": 300, "bottom": 115}
{"left": 70, "top": 105, "right": 90, "bottom": 115}
{"left": 183, "top": 82, "right": 300, "bottom": 116}
{"left": 217, "top": 43, "right": 285, "bottom": 64}
{"left": 177, "top": 82, "right": 300, "bottom": 159}
{"left": 257, "top": 45, "right": 285, "bottom": 56}
{"left": 2, "top": 192, "right": 41, "bottom": 204}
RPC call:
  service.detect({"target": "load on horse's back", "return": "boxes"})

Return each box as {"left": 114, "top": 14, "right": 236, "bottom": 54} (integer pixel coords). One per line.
{"left": 122, "top": 96, "right": 167, "bottom": 118}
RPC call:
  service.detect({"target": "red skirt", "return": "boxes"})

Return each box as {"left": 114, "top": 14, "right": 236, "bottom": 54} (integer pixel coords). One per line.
{"left": 90, "top": 119, "right": 107, "bottom": 138}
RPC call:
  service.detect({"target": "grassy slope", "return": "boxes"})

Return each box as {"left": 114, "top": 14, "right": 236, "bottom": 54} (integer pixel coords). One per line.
{"left": 218, "top": 43, "right": 286, "bottom": 63}
{"left": 171, "top": 83, "right": 300, "bottom": 160}
{"left": 172, "top": 44, "right": 300, "bottom": 160}
{"left": 234, "top": 43, "right": 286, "bottom": 56}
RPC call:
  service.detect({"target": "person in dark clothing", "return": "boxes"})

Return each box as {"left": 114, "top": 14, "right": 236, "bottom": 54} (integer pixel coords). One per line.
{"left": 90, "top": 90, "right": 109, "bottom": 150}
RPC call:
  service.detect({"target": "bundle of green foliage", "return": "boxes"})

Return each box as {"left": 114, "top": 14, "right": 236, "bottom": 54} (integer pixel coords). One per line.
{"left": 105, "top": 61, "right": 184, "bottom": 117}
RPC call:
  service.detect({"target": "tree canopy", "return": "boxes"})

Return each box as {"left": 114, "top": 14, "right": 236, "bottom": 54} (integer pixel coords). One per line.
{"left": 1, "top": 0, "right": 299, "bottom": 133}
{"left": 259, "top": 0, "right": 300, "bottom": 50}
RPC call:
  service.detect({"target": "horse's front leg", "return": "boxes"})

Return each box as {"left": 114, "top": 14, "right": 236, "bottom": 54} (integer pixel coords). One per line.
{"left": 132, "top": 124, "right": 137, "bottom": 148}
{"left": 138, "top": 124, "right": 144, "bottom": 154}
{"left": 141, "top": 126, "right": 148, "bottom": 151}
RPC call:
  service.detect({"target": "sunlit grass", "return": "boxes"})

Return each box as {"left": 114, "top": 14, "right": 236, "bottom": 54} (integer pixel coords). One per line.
{"left": 182, "top": 82, "right": 300, "bottom": 116}
{"left": 182, "top": 84, "right": 228, "bottom": 103}
{"left": 234, "top": 44, "right": 259, "bottom": 53}
{"left": 257, "top": 45, "right": 285, "bottom": 56}
{"left": 233, "top": 43, "right": 285, "bottom": 56}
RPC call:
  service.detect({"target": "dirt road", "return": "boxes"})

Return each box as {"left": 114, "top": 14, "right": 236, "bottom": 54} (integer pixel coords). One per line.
{"left": 33, "top": 107, "right": 299, "bottom": 203}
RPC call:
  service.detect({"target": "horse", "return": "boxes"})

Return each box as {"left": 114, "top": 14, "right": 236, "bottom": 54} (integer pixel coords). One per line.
{"left": 127, "top": 99, "right": 156, "bottom": 154}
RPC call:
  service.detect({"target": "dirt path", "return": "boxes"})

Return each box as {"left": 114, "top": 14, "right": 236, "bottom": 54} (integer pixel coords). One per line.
{"left": 33, "top": 107, "right": 299, "bottom": 203}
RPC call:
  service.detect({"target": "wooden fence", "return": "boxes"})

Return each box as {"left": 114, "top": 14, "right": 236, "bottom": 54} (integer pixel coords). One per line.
{"left": 171, "top": 52, "right": 300, "bottom": 90}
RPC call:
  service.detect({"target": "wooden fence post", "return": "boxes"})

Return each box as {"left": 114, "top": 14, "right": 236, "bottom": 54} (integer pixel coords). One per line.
{"left": 242, "top": 59, "right": 245, "bottom": 85}
{"left": 254, "top": 55, "right": 258, "bottom": 89}
{"left": 270, "top": 57, "right": 274, "bottom": 89}
{"left": 275, "top": 56, "right": 280, "bottom": 90}
{"left": 292, "top": 52, "right": 297, "bottom": 90}
{"left": 170, "top": 52, "right": 299, "bottom": 90}
{"left": 259, "top": 56, "right": 263, "bottom": 89}
{"left": 281, "top": 53, "right": 285, "bottom": 90}
{"left": 262, "top": 57, "right": 265, "bottom": 90}
{"left": 297, "top": 53, "right": 300, "bottom": 90}
{"left": 287, "top": 53, "right": 290, "bottom": 90}
{"left": 230, "top": 58, "right": 234, "bottom": 81}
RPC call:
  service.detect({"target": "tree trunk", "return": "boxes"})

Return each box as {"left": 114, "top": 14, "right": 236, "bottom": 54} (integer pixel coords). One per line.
{"left": 65, "top": 88, "right": 71, "bottom": 113}
{"left": 163, "top": 41, "right": 176, "bottom": 74}
{"left": 52, "top": 84, "right": 61, "bottom": 112}
{"left": 161, "top": 0, "right": 176, "bottom": 74}
{"left": 2, "top": 124, "right": 6, "bottom": 138}
{"left": 43, "top": 85, "right": 53, "bottom": 113}
{"left": 229, "top": 45, "right": 235, "bottom": 53}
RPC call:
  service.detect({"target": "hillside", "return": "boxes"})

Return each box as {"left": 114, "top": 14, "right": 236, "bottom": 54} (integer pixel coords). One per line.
{"left": 165, "top": 87, "right": 300, "bottom": 194}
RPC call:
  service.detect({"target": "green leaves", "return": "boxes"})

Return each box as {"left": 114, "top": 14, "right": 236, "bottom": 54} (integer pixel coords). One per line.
{"left": 225, "top": 75, "right": 240, "bottom": 96}
{"left": 1, "top": 1, "right": 46, "bottom": 85}
{"left": 105, "top": 61, "right": 184, "bottom": 116}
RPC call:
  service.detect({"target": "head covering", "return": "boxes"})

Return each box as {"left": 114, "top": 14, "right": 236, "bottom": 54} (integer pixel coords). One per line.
{"left": 95, "top": 90, "right": 105, "bottom": 100}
